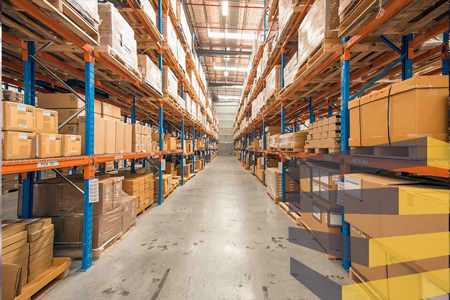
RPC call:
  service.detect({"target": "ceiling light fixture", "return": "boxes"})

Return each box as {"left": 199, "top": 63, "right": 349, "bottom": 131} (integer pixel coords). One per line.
{"left": 207, "top": 28, "right": 256, "bottom": 40}
{"left": 214, "top": 66, "right": 248, "bottom": 72}
{"left": 222, "top": 1, "right": 228, "bottom": 16}
{"left": 224, "top": 71, "right": 229, "bottom": 76}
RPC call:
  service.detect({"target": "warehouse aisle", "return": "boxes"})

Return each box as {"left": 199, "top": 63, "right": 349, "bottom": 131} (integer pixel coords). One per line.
{"left": 44, "top": 156, "right": 350, "bottom": 300}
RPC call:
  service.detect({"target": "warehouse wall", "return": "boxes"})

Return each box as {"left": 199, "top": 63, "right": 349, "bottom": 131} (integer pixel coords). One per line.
{"left": 215, "top": 102, "right": 237, "bottom": 156}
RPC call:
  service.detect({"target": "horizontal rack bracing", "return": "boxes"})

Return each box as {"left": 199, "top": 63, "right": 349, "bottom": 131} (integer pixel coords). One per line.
{"left": 1, "top": 0, "right": 219, "bottom": 276}
{"left": 233, "top": 0, "right": 449, "bottom": 285}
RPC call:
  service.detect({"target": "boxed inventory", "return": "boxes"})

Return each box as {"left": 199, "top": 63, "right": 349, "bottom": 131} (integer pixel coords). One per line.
{"left": 37, "top": 93, "right": 84, "bottom": 109}
{"left": 3, "top": 102, "right": 35, "bottom": 132}
{"left": 3, "top": 131, "right": 36, "bottom": 160}
{"left": 162, "top": 67, "right": 178, "bottom": 98}
{"left": 35, "top": 133, "right": 62, "bottom": 158}
{"left": 35, "top": 108, "right": 58, "bottom": 134}
{"left": 138, "top": 55, "right": 162, "bottom": 94}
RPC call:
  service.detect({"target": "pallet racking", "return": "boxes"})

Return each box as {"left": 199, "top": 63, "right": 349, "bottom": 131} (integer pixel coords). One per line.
{"left": 233, "top": 0, "right": 449, "bottom": 272}
{"left": 2, "top": 0, "right": 218, "bottom": 272}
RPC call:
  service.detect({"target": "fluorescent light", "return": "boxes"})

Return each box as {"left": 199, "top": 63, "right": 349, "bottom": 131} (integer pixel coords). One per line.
{"left": 207, "top": 28, "right": 256, "bottom": 40}
{"left": 218, "top": 95, "right": 241, "bottom": 100}
{"left": 224, "top": 71, "right": 229, "bottom": 76}
{"left": 222, "top": 1, "right": 228, "bottom": 16}
{"left": 214, "top": 66, "right": 248, "bottom": 72}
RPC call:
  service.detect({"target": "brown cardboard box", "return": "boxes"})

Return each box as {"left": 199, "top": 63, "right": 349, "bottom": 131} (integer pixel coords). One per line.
{"left": 28, "top": 247, "right": 52, "bottom": 269}
{"left": 132, "top": 124, "right": 142, "bottom": 135}
{"left": 102, "top": 102, "right": 121, "bottom": 119}
{"left": 132, "top": 143, "right": 142, "bottom": 152}
{"left": 2, "top": 223, "right": 26, "bottom": 239}
{"left": 2, "top": 181, "right": 19, "bottom": 191}
{"left": 132, "top": 133, "right": 141, "bottom": 143}
{"left": 93, "top": 205, "right": 122, "bottom": 249}
{"left": 3, "top": 102, "right": 35, "bottom": 132}
{"left": 29, "top": 231, "right": 53, "bottom": 255}
{"left": 53, "top": 108, "right": 83, "bottom": 124}
{"left": 2, "top": 243, "right": 29, "bottom": 263}
{"left": 35, "top": 108, "right": 58, "bottom": 134}
{"left": 103, "top": 117, "right": 116, "bottom": 154}
{"left": 94, "top": 100, "right": 102, "bottom": 114}
{"left": 309, "top": 162, "right": 341, "bottom": 210}
{"left": 61, "top": 134, "right": 82, "bottom": 156}
{"left": 2, "top": 264, "right": 23, "bottom": 300}
{"left": 3, "top": 231, "right": 28, "bottom": 249}
{"left": 35, "top": 133, "right": 62, "bottom": 158}
{"left": 115, "top": 121, "right": 131, "bottom": 153}
{"left": 79, "top": 115, "right": 105, "bottom": 154}
{"left": 120, "top": 195, "right": 137, "bottom": 231}
{"left": 112, "top": 176, "right": 124, "bottom": 201}
{"left": 125, "top": 124, "right": 132, "bottom": 152}
{"left": 2, "top": 131, "right": 35, "bottom": 160}
{"left": 299, "top": 163, "right": 311, "bottom": 194}
{"left": 37, "top": 93, "right": 84, "bottom": 109}
{"left": 2, "top": 174, "right": 19, "bottom": 183}
{"left": 29, "top": 243, "right": 52, "bottom": 263}
{"left": 28, "top": 259, "right": 52, "bottom": 282}
{"left": 58, "top": 124, "right": 78, "bottom": 135}
{"left": 349, "top": 76, "right": 449, "bottom": 146}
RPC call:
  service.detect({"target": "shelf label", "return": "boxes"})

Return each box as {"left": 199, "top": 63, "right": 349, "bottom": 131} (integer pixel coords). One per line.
{"left": 353, "top": 158, "right": 368, "bottom": 165}
{"left": 183, "top": 158, "right": 186, "bottom": 165}
{"left": 115, "top": 155, "right": 123, "bottom": 159}
{"left": 161, "top": 159, "right": 166, "bottom": 171}
{"left": 37, "top": 161, "right": 59, "bottom": 168}
{"left": 150, "top": 152, "right": 155, "bottom": 156}
{"left": 337, "top": 182, "right": 345, "bottom": 206}
{"left": 324, "top": 155, "right": 333, "bottom": 161}
{"left": 88, "top": 178, "right": 99, "bottom": 203}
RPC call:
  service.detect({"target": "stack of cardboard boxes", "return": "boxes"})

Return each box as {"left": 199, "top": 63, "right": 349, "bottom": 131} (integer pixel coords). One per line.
{"left": 305, "top": 115, "right": 341, "bottom": 153}
{"left": 2, "top": 218, "right": 54, "bottom": 288}
{"left": 266, "top": 166, "right": 299, "bottom": 202}
{"left": 151, "top": 133, "right": 177, "bottom": 151}
{"left": 154, "top": 174, "right": 173, "bottom": 199}
{"left": 3, "top": 90, "right": 24, "bottom": 103}
{"left": 2, "top": 174, "right": 19, "bottom": 194}
{"left": 2, "top": 101, "right": 82, "bottom": 160}
{"left": 121, "top": 173, "right": 154, "bottom": 212}
{"left": 278, "top": 131, "right": 308, "bottom": 151}
{"left": 132, "top": 123, "right": 153, "bottom": 152}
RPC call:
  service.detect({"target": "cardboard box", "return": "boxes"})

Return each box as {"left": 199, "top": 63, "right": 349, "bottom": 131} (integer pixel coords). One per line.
{"left": 3, "top": 102, "right": 35, "bottom": 132}
{"left": 2, "top": 223, "right": 26, "bottom": 239}
{"left": 103, "top": 117, "right": 116, "bottom": 154}
{"left": 53, "top": 108, "right": 83, "bottom": 124}
{"left": 35, "top": 108, "right": 58, "bottom": 134}
{"left": 29, "top": 231, "right": 53, "bottom": 255}
{"left": 102, "top": 102, "right": 121, "bottom": 119}
{"left": 3, "top": 231, "right": 28, "bottom": 249}
{"left": 79, "top": 116, "right": 105, "bottom": 155}
{"left": 349, "top": 76, "right": 449, "bottom": 146}
{"left": 61, "top": 134, "right": 82, "bottom": 156}
{"left": 2, "top": 181, "right": 19, "bottom": 191}
{"left": 132, "top": 124, "right": 142, "bottom": 135}
{"left": 2, "top": 264, "right": 23, "bottom": 300}
{"left": 121, "top": 195, "right": 137, "bottom": 230}
{"left": 37, "top": 93, "right": 84, "bottom": 109}
{"left": 309, "top": 162, "right": 341, "bottom": 210}
{"left": 92, "top": 205, "right": 122, "bottom": 249}
{"left": 2, "top": 131, "right": 36, "bottom": 160}
{"left": 35, "top": 133, "right": 62, "bottom": 158}
{"left": 58, "top": 123, "right": 78, "bottom": 135}
{"left": 2, "top": 174, "right": 19, "bottom": 183}
{"left": 115, "top": 122, "right": 132, "bottom": 153}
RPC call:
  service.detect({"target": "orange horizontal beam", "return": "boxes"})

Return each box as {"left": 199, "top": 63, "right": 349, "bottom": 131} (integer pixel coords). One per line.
{"left": 2, "top": 156, "right": 90, "bottom": 175}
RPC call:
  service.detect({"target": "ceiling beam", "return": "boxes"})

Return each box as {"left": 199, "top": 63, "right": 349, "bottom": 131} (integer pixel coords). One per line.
{"left": 197, "top": 49, "right": 252, "bottom": 56}
{"left": 209, "top": 82, "right": 244, "bottom": 87}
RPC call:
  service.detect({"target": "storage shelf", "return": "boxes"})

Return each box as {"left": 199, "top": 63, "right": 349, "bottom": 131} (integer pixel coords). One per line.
{"left": 2, "top": 156, "right": 90, "bottom": 175}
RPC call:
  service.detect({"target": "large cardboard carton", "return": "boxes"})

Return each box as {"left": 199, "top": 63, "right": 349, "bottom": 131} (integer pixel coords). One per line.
{"left": 2, "top": 264, "right": 23, "bottom": 300}
{"left": 101, "top": 102, "right": 121, "bottom": 119}
{"left": 120, "top": 195, "right": 137, "bottom": 231}
{"left": 35, "top": 108, "right": 58, "bottom": 134}
{"left": 79, "top": 116, "right": 105, "bottom": 154}
{"left": 3, "top": 102, "right": 35, "bottom": 132}
{"left": 93, "top": 205, "right": 122, "bottom": 249}
{"left": 61, "top": 134, "right": 82, "bottom": 156}
{"left": 2, "top": 131, "right": 35, "bottom": 160}
{"left": 103, "top": 117, "right": 116, "bottom": 154}
{"left": 58, "top": 124, "right": 78, "bottom": 135}
{"left": 53, "top": 108, "right": 83, "bottom": 124}
{"left": 309, "top": 162, "right": 341, "bottom": 210}
{"left": 35, "top": 133, "right": 62, "bottom": 158}
{"left": 37, "top": 93, "right": 84, "bottom": 109}
{"left": 349, "top": 76, "right": 449, "bottom": 146}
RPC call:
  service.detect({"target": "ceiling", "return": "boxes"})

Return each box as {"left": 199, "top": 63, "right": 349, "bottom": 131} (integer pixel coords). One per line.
{"left": 183, "top": 0, "right": 266, "bottom": 103}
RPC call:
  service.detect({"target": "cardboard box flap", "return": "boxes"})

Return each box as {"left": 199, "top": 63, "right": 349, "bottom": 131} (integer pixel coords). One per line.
{"left": 2, "top": 264, "right": 22, "bottom": 300}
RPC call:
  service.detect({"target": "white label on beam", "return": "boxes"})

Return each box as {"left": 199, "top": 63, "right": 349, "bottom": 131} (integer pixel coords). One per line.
{"left": 37, "top": 161, "right": 59, "bottom": 168}
{"left": 89, "top": 178, "right": 99, "bottom": 203}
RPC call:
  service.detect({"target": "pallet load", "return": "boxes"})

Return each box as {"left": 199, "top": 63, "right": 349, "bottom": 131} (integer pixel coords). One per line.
{"left": 265, "top": 65, "right": 282, "bottom": 101}
{"left": 344, "top": 173, "right": 449, "bottom": 299}
{"left": 162, "top": 15, "right": 178, "bottom": 58}
{"left": 300, "top": 162, "right": 342, "bottom": 258}
{"left": 138, "top": 55, "right": 162, "bottom": 96}
{"left": 162, "top": 66, "right": 178, "bottom": 100}
{"left": 3, "top": 90, "right": 24, "bottom": 103}
{"left": 2, "top": 174, "right": 19, "bottom": 194}
{"left": 305, "top": 115, "right": 341, "bottom": 153}
{"left": 269, "top": 134, "right": 280, "bottom": 150}
{"left": 132, "top": 123, "right": 153, "bottom": 152}
{"left": 349, "top": 76, "right": 449, "bottom": 148}
{"left": 266, "top": 167, "right": 300, "bottom": 203}
{"left": 278, "top": 131, "right": 308, "bottom": 151}
{"left": 121, "top": 173, "right": 154, "bottom": 213}
{"left": 155, "top": 174, "right": 173, "bottom": 199}
{"left": 265, "top": 126, "right": 281, "bottom": 149}
{"left": 284, "top": 53, "right": 300, "bottom": 87}
{"left": 98, "top": 2, "right": 140, "bottom": 78}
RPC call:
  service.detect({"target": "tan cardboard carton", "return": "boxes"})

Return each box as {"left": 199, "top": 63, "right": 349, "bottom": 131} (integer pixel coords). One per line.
{"left": 103, "top": 117, "right": 116, "bottom": 154}
{"left": 53, "top": 108, "right": 84, "bottom": 124}
{"left": 102, "top": 102, "right": 121, "bottom": 119}
{"left": 58, "top": 124, "right": 78, "bottom": 135}
{"left": 2, "top": 131, "right": 35, "bottom": 160}
{"left": 35, "top": 133, "right": 62, "bottom": 158}
{"left": 3, "top": 102, "right": 35, "bottom": 132}
{"left": 115, "top": 121, "right": 126, "bottom": 153}
{"left": 37, "top": 93, "right": 84, "bottom": 109}
{"left": 132, "top": 124, "right": 142, "bottom": 135}
{"left": 61, "top": 135, "right": 82, "bottom": 156}
{"left": 35, "top": 108, "right": 58, "bottom": 134}
{"left": 79, "top": 116, "right": 105, "bottom": 154}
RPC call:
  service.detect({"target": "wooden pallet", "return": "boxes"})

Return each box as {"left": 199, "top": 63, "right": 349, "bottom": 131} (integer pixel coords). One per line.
{"left": 15, "top": 258, "right": 71, "bottom": 300}
{"left": 137, "top": 201, "right": 154, "bottom": 217}
{"left": 92, "top": 224, "right": 136, "bottom": 259}
{"left": 349, "top": 144, "right": 432, "bottom": 160}
{"left": 300, "top": 220, "right": 341, "bottom": 260}
{"left": 96, "top": 45, "right": 142, "bottom": 82}
{"left": 305, "top": 147, "right": 341, "bottom": 154}
{"left": 278, "top": 202, "right": 302, "bottom": 225}
{"left": 349, "top": 267, "right": 384, "bottom": 300}
{"left": 2, "top": 188, "right": 18, "bottom": 195}
{"left": 267, "top": 192, "right": 282, "bottom": 204}
{"left": 280, "top": 146, "right": 305, "bottom": 152}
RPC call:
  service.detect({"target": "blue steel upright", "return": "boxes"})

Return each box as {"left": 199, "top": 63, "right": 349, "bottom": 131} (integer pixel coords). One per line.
{"left": 158, "top": 102, "right": 163, "bottom": 205}
{"left": 443, "top": 32, "right": 449, "bottom": 76}
{"left": 181, "top": 119, "right": 184, "bottom": 185}
{"left": 281, "top": 102, "right": 286, "bottom": 203}
{"left": 401, "top": 34, "right": 413, "bottom": 80}
{"left": 340, "top": 37, "right": 351, "bottom": 272}
{"left": 192, "top": 127, "right": 195, "bottom": 173}
{"left": 22, "top": 41, "right": 36, "bottom": 219}
{"left": 262, "top": 121, "right": 266, "bottom": 185}
{"left": 81, "top": 52, "right": 95, "bottom": 271}
{"left": 131, "top": 98, "right": 136, "bottom": 174}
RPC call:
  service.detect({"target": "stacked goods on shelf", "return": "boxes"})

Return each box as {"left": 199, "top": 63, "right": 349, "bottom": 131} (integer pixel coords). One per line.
{"left": 305, "top": 115, "right": 341, "bottom": 153}
{"left": 279, "top": 131, "right": 308, "bottom": 151}
{"left": 265, "top": 65, "right": 282, "bottom": 100}
{"left": 177, "top": 40, "right": 186, "bottom": 71}
{"left": 3, "top": 90, "right": 24, "bottom": 103}
{"left": 2, "top": 174, "right": 19, "bottom": 194}
{"left": 266, "top": 167, "right": 299, "bottom": 203}
{"left": 251, "top": 91, "right": 264, "bottom": 119}
{"left": 121, "top": 195, "right": 137, "bottom": 231}
{"left": 284, "top": 53, "right": 300, "bottom": 87}
{"left": 265, "top": 126, "right": 281, "bottom": 149}
{"left": 255, "top": 157, "right": 265, "bottom": 182}
{"left": 185, "top": 93, "right": 192, "bottom": 115}
{"left": 98, "top": 3, "right": 140, "bottom": 75}
{"left": 162, "top": 66, "right": 178, "bottom": 99}
{"left": 121, "top": 173, "right": 154, "bottom": 212}
{"left": 137, "top": 55, "right": 162, "bottom": 95}
{"left": 278, "top": 0, "right": 300, "bottom": 35}
{"left": 349, "top": 76, "right": 449, "bottom": 148}
{"left": 3, "top": 218, "right": 55, "bottom": 285}
{"left": 2, "top": 102, "right": 36, "bottom": 160}
{"left": 300, "top": 162, "right": 342, "bottom": 258}
{"left": 269, "top": 134, "right": 280, "bottom": 150}
{"left": 194, "top": 159, "right": 203, "bottom": 172}
{"left": 132, "top": 123, "right": 153, "bottom": 152}
{"left": 154, "top": 174, "right": 173, "bottom": 199}
{"left": 140, "top": 0, "right": 156, "bottom": 25}
{"left": 344, "top": 173, "right": 448, "bottom": 298}
{"left": 162, "top": 15, "right": 178, "bottom": 58}
{"left": 296, "top": 0, "right": 339, "bottom": 80}
{"left": 175, "top": 0, "right": 192, "bottom": 46}
{"left": 114, "top": 118, "right": 132, "bottom": 154}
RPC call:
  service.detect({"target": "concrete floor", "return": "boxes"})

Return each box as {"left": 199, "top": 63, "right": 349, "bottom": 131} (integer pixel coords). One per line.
{"left": 4, "top": 156, "right": 352, "bottom": 300}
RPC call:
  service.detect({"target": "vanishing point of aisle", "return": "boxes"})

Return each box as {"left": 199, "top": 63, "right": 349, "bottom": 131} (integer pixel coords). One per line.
{"left": 44, "top": 156, "right": 350, "bottom": 300}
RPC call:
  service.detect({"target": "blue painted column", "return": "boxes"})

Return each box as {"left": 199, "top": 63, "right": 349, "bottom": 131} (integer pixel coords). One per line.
{"left": 192, "top": 127, "right": 195, "bottom": 173}
{"left": 131, "top": 98, "right": 136, "bottom": 173}
{"left": 158, "top": 101, "right": 163, "bottom": 205}
{"left": 309, "top": 97, "right": 314, "bottom": 124}
{"left": 123, "top": 116, "right": 127, "bottom": 168}
{"left": 281, "top": 101, "right": 286, "bottom": 203}
{"left": 263, "top": 0, "right": 267, "bottom": 41}
{"left": 263, "top": 120, "right": 266, "bottom": 185}
{"left": 22, "top": 41, "right": 36, "bottom": 219}
{"left": 253, "top": 127, "right": 256, "bottom": 174}
{"left": 443, "top": 32, "right": 449, "bottom": 75}
{"left": 281, "top": 47, "right": 285, "bottom": 88}
{"left": 341, "top": 37, "right": 351, "bottom": 272}
{"left": 80, "top": 49, "right": 95, "bottom": 272}
{"left": 328, "top": 100, "right": 333, "bottom": 117}
{"left": 401, "top": 34, "right": 413, "bottom": 80}
{"left": 181, "top": 118, "right": 184, "bottom": 185}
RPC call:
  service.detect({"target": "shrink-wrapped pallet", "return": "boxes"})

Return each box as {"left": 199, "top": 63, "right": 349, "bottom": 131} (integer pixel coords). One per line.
{"left": 162, "top": 67, "right": 178, "bottom": 98}
{"left": 185, "top": 93, "right": 192, "bottom": 113}
{"left": 162, "top": 15, "right": 178, "bottom": 56}
{"left": 265, "top": 65, "right": 282, "bottom": 100}
{"left": 297, "top": 0, "right": 339, "bottom": 67}
{"left": 137, "top": 55, "right": 162, "bottom": 94}
{"left": 141, "top": 0, "right": 156, "bottom": 25}
{"left": 177, "top": 41, "right": 186, "bottom": 71}
{"left": 284, "top": 52, "right": 300, "bottom": 87}
{"left": 279, "top": 0, "right": 297, "bottom": 34}
{"left": 98, "top": 3, "right": 138, "bottom": 70}
{"left": 66, "top": 0, "right": 99, "bottom": 25}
